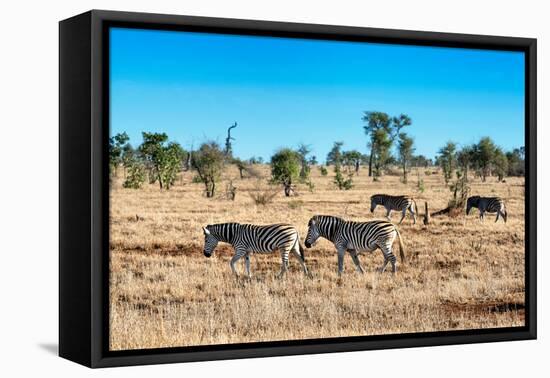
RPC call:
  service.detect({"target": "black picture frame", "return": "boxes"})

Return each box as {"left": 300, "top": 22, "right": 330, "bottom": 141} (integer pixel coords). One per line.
{"left": 59, "top": 9, "right": 537, "bottom": 368}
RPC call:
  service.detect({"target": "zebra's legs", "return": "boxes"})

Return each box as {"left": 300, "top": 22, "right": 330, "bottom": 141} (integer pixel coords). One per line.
{"left": 399, "top": 208, "right": 407, "bottom": 224}
{"left": 290, "top": 244, "right": 310, "bottom": 277}
{"left": 378, "top": 245, "right": 397, "bottom": 274}
{"left": 409, "top": 206, "right": 417, "bottom": 224}
{"left": 385, "top": 207, "right": 392, "bottom": 221}
{"left": 276, "top": 249, "right": 290, "bottom": 278}
{"left": 230, "top": 251, "right": 246, "bottom": 276}
{"left": 348, "top": 249, "right": 364, "bottom": 274}
{"left": 337, "top": 247, "right": 346, "bottom": 276}
{"left": 495, "top": 211, "right": 500, "bottom": 223}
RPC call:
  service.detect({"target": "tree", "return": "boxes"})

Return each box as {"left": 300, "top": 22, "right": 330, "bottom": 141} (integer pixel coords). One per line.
{"left": 362, "top": 112, "right": 391, "bottom": 177}
{"left": 192, "top": 142, "right": 225, "bottom": 198}
{"left": 326, "top": 141, "right": 344, "bottom": 166}
{"left": 248, "top": 156, "right": 264, "bottom": 164}
{"left": 139, "top": 132, "right": 185, "bottom": 190}
{"left": 109, "top": 132, "right": 130, "bottom": 177}
{"left": 411, "top": 155, "right": 431, "bottom": 168}
{"left": 493, "top": 147, "right": 509, "bottom": 182}
{"left": 342, "top": 150, "right": 363, "bottom": 174}
{"left": 120, "top": 143, "right": 136, "bottom": 179}
{"left": 506, "top": 147, "right": 525, "bottom": 176}
{"left": 270, "top": 148, "right": 301, "bottom": 196}
{"left": 232, "top": 158, "right": 247, "bottom": 179}
{"left": 456, "top": 145, "right": 474, "bottom": 181}
{"left": 472, "top": 137, "right": 497, "bottom": 182}
{"left": 397, "top": 133, "right": 415, "bottom": 183}
{"left": 297, "top": 143, "right": 312, "bottom": 180}
{"left": 391, "top": 114, "right": 412, "bottom": 137}
{"left": 326, "top": 141, "right": 355, "bottom": 189}
{"left": 437, "top": 141, "right": 457, "bottom": 184}
{"left": 371, "top": 128, "right": 392, "bottom": 180}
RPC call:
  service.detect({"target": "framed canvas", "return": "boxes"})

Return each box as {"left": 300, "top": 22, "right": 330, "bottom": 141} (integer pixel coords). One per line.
{"left": 59, "top": 10, "right": 537, "bottom": 368}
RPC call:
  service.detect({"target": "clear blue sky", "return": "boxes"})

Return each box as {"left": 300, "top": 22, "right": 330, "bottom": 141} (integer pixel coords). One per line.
{"left": 110, "top": 27, "right": 525, "bottom": 162}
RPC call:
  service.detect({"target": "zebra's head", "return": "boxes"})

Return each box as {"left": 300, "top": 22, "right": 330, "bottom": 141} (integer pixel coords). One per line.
{"left": 370, "top": 195, "right": 380, "bottom": 212}
{"left": 202, "top": 225, "right": 219, "bottom": 257}
{"left": 466, "top": 196, "right": 480, "bottom": 215}
{"left": 305, "top": 217, "right": 321, "bottom": 248}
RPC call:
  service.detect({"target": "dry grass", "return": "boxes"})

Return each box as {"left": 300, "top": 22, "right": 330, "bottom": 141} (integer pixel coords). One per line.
{"left": 109, "top": 165, "right": 525, "bottom": 351}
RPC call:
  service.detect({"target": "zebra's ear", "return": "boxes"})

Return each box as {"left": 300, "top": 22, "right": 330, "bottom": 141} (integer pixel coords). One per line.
{"left": 203, "top": 227, "right": 210, "bottom": 235}
{"left": 310, "top": 219, "right": 316, "bottom": 226}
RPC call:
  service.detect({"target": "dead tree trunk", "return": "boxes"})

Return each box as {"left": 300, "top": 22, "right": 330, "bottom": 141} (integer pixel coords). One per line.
{"left": 225, "top": 122, "right": 237, "bottom": 157}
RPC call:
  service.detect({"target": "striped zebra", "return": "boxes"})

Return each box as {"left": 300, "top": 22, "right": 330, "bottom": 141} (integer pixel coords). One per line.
{"left": 466, "top": 196, "right": 508, "bottom": 223}
{"left": 370, "top": 194, "right": 418, "bottom": 224}
{"left": 304, "top": 215, "right": 405, "bottom": 275}
{"left": 202, "top": 223, "right": 310, "bottom": 278}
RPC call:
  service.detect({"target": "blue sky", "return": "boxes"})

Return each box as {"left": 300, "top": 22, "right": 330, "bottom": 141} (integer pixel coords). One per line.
{"left": 110, "top": 27, "right": 525, "bottom": 162}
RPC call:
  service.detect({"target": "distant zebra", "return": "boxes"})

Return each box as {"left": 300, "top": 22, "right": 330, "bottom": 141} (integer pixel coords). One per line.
{"left": 202, "top": 223, "right": 310, "bottom": 278}
{"left": 304, "top": 215, "right": 405, "bottom": 275}
{"left": 466, "top": 196, "right": 508, "bottom": 223}
{"left": 370, "top": 194, "right": 418, "bottom": 224}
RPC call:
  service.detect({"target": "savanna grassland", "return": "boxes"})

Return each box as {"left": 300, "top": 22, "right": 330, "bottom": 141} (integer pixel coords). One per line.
{"left": 109, "top": 165, "right": 525, "bottom": 351}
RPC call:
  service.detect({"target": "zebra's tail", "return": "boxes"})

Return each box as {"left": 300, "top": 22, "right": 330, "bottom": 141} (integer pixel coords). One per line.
{"left": 395, "top": 227, "right": 406, "bottom": 263}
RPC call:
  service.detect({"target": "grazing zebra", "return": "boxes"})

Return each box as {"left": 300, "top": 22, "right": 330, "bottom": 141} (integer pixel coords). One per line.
{"left": 370, "top": 194, "right": 418, "bottom": 224}
{"left": 466, "top": 196, "right": 508, "bottom": 223}
{"left": 304, "top": 215, "right": 405, "bottom": 275}
{"left": 202, "top": 223, "right": 310, "bottom": 278}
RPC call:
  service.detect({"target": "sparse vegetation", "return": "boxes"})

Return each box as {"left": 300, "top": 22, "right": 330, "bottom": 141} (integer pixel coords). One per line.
{"left": 108, "top": 120, "right": 525, "bottom": 352}
{"left": 110, "top": 164, "right": 525, "bottom": 350}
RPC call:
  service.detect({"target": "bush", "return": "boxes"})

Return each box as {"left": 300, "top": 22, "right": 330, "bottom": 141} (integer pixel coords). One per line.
{"left": 334, "top": 168, "right": 353, "bottom": 190}
{"left": 320, "top": 166, "right": 328, "bottom": 176}
{"left": 123, "top": 163, "right": 146, "bottom": 189}
{"left": 417, "top": 178, "right": 425, "bottom": 193}
{"left": 249, "top": 181, "right": 279, "bottom": 205}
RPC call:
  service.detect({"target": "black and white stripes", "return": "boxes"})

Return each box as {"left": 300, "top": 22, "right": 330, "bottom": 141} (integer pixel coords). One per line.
{"left": 370, "top": 194, "right": 418, "bottom": 224}
{"left": 202, "top": 223, "right": 310, "bottom": 277}
{"left": 466, "top": 196, "right": 508, "bottom": 222}
{"left": 202, "top": 194, "right": 508, "bottom": 278}
{"left": 304, "top": 215, "right": 405, "bottom": 275}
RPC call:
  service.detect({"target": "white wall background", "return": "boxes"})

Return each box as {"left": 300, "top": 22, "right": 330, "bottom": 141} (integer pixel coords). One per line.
{"left": 0, "top": 0, "right": 546, "bottom": 376}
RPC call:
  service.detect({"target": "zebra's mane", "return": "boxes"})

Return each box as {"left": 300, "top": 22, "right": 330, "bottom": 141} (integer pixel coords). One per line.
{"left": 311, "top": 215, "right": 344, "bottom": 241}
{"left": 207, "top": 222, "right": 240, "bottom": 243}
{"left": 371, "top": 194, "right": 407, "bottom": 199}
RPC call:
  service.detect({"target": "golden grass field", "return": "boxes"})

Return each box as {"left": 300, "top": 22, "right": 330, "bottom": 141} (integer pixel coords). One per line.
{"left": 109, "top": 165, "right": 525, "bottom": 351}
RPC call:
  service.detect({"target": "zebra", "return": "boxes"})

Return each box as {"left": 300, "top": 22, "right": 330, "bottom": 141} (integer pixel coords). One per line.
{"left": 202, "top": 223, "right": 310, "bottom": 278}
{"left": 370, "top": 194, "right": 418, "bottom": 224}
{"left": 304, "top": 215, "right": 405, "bottom": 275}
{"left": 466, "top": 196, "right": 508, "bottom": 223}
